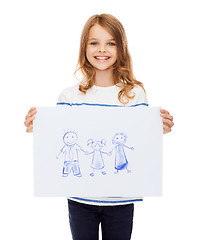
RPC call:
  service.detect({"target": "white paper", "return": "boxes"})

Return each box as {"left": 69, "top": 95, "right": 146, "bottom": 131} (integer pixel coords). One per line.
{"left": 33, "top": 106, "right": 163, "bottom": 197}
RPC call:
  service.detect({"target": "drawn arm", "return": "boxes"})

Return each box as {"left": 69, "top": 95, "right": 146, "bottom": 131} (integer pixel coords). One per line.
{"left": 56, "top": 145, "right": 65, "bottom": 159}
{"left": 56, "top": 152, "right": 61, "bottom": 159}
{"left": 85, "top": 151, "right": 94, "bottom": 155}
{"left": 123, "top": 144, "right": 134, "bottom": 150}
{"left": 101, "top": 151, "right": 109, "bottom": 155}
{"left": 75, "top": 144, "right": 89, "bottom": 154}
{"left": 107, "top": 147, "right": 115, "bottom": 156}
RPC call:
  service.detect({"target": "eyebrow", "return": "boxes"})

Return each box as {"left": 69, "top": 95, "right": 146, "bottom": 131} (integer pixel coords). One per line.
{"left": 88, "top": 38, "right": 116, "bottom": 41}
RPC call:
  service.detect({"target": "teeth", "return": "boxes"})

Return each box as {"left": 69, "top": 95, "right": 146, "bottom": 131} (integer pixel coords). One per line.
{"left": 95, "top": 57, "right": 109, "bottom": 60}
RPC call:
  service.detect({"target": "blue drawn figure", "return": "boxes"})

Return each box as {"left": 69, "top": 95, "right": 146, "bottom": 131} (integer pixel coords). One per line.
{"left": 86, "top": 139, "right": 109, "bottom": 177}
{"left": 56, "top": 131, "right": 87, "bottom": 177}
{"left": 109, "top": 133, "right": 134, "bottom": 174}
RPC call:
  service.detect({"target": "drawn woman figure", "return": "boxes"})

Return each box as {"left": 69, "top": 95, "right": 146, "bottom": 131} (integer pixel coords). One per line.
{"left": 56, "top": 131, "right": 87, "bottom": 177}
{"left": 109, "top": 133, "right": 134, "bottom": 174}
{"left": 86, "top": 139, "right": 109, "bottom": 177}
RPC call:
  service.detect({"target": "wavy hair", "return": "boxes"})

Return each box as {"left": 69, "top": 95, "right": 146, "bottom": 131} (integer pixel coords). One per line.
{"left": 74, "top": 13, "right": 145, "bottom": 104}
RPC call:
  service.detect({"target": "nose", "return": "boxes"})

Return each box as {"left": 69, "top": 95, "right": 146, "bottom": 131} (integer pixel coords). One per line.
{"left": 98, "top": 44, "right": 106, "bottom": 53}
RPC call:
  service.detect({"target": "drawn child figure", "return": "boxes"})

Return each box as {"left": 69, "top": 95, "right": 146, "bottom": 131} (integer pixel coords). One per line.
{"left": 56, "top": 131, "right": 87, "bottom": 177}
{"left": 25, "top": 13, "right": 174, "bottom": 240}
{"left": 109, "top": 133, "right": 133, "bottom": 174}
{"left": 86, "top": 139, "right": 110, "bottom": 176}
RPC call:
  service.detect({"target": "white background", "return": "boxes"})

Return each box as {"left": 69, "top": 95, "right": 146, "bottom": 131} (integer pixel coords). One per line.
{"left": 0, "top": 0, "right": 204, "bottom": 239}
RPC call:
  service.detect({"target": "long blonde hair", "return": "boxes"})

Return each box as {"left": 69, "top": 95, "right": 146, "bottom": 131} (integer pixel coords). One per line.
{"left": 74, "top": 13, "right": 145, "bottom": 104}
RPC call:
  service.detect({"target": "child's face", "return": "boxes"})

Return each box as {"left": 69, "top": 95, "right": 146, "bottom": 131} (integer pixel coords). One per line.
{"left": 86, "top": 24, "right": 117, "bottom": 72}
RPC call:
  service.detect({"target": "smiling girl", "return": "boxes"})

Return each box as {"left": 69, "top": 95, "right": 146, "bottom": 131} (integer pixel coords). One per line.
{"left": 24, "top": 13, "right": 174, "bottom": 240}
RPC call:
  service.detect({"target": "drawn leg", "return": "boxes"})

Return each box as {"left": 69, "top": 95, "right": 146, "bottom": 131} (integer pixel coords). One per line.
{"left": 73, "top": 161, "right": 82, "bottom": 177}
{"left": 62, "top": 168, "right": 68, "bottom": 177}
{"left": 114, "top": 170, "right": 119, "bottom": 174}
{"left": 62, "top": 161, "right": 72, "bottom": 177}
{"left": 90, "top": 169, "right": 95, "bottom": 177}
{"left": 101, "top": 170, "right": 106, "bottom": 175}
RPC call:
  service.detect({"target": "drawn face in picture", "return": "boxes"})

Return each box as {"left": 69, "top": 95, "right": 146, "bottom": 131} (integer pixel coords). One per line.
{"left": 86, "top": 24, "right": 117, "bottom": 72}
{"left": 63, "top": 131, "right": 78, "bottom": 145}
{"left": 113, "top": 133, "right": 127, "bottom": 144}
{"left": 87, "top": 139, "right": 106, "bottom": 151}
{"left": 92, "top": 141, "right": 102, "bottom": 151}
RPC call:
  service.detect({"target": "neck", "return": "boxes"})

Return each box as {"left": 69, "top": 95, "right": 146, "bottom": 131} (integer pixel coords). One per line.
{"left": 94, "top": 69, "right": 115, "bottom": 87}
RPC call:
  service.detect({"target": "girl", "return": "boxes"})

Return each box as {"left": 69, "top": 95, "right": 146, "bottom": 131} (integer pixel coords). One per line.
{"left": 24, "top": 14, "right": 174, "bottom": 240}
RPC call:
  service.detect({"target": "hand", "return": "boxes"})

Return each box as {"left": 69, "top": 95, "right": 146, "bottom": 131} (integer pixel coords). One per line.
{"left": 24, "top": 107, "right": 37, "bottom": 132}
{"left": 107, "top": 152, "right": 112, "bottom": 156}
{"left": 160, "top": 109, "right": 174, "bottom": 134}
{"left": 131, "top": 147, "right": 134, "bottom": 150}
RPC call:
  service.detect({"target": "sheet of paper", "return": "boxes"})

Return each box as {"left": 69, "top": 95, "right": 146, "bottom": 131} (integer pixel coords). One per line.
{"left": 33, "top": 106, "right": 163, "bottom": 197}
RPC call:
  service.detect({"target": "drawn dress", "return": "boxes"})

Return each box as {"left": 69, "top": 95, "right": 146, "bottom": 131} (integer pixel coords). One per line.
{"left": 115, "top": 143, "right": 128, "bottom": 170}
{"left": 91, "top": 151, "right": 104, "bottom": 169}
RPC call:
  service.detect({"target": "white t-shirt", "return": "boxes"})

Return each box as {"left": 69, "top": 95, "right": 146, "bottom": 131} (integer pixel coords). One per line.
{"left": 57, "top": 82, "right": 148, "bottom": 206}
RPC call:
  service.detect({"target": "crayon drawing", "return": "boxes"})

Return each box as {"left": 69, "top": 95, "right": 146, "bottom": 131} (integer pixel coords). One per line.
{"left": 109, "top": 133, "right": 134, "bottom": 174}
{"left": 33, "top": 106, "right": 163, "bottom": 197}
{"left": 56, "top": 131, "right": 87, "bottom": 177}
{"left": 86, "top": 139, "right": 111, "bottom": 177}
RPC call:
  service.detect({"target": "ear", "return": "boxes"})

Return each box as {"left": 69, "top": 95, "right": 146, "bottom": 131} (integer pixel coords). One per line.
{"left": 101, "top": 139, "right": 106, "bottom": 145}
{"left": 87, "top": 139, "right": 93, "bottom": 146}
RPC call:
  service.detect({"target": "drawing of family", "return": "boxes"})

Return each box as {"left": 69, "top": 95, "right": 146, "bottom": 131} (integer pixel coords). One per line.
{"left": 56, "top": 131, "right": 134, "bottom": 177}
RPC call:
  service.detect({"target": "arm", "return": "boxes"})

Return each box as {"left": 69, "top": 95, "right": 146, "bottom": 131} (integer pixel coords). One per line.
{"left": 56, "top": 151, "right": 62, "bottom": 159}
{"left": 101, "top": 151, "right": 109, "bottom": 155}
{"left": 56, "top": 146, "right": 65, "bottom": 159}
{"left": 123, "top": 145, "right": 134, "bottom": 150}
{"left": 76, "top": 144, "right": 89, "bottom": 154}
{"left": 85, "top": 151, "right": 94, "bottom": 155}
{"left": 107, "top": 147, "right": 115, "bottom": 155}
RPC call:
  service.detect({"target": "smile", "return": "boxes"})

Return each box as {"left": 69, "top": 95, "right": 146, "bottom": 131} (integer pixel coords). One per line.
{"left": 94, "top": 56, "right": 110, "bottom": 60}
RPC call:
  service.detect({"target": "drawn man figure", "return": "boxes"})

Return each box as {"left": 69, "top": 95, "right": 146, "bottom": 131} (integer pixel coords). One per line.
{"left": 109, "top": 133, "right": 134, "bottom": 174}
{"left": 56, "top": 131, "right": 87, "bottom": 177}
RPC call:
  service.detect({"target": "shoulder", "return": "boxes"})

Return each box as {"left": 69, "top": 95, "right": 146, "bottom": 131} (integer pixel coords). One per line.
{"left": 57, "top": 82, "right": 82, "bottom": 104}
{"left": 131, "top": 85, "right": 145, "bottom": 94}
{"left": 130, "top": 85, "right": 148, "bottom": 105}
{"left": 59, "top": 83, "right": 81, "bottom": 97}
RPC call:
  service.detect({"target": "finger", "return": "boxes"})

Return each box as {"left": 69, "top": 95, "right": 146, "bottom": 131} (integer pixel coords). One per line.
{"left": 160, "top": 109, "right": 170, "bottom": 115}
{"left": 29, "top": 108, "right": 37, "bottom": 117}
{"left": 26, "top": 125, "right": 33, "bottom": 133}
{"left": 162, "top": 118, "right": 174, "bottom": 128}
{"left": 28, "top": 107, "right": 36, "bottom": 114}
{"left": 25, "top": 109, "right": 37, "bottom": 120}
{"left": 24, "top": 116, "right": 34, "bottom": 127}
{"left": 161, "top": 112, "right": 173, "bottom": 121}
{"left": 24, "top": 116, "right": 35, "bottom": 127}
{"left": 163, "top": 124, "right": 171, "bottom": 134}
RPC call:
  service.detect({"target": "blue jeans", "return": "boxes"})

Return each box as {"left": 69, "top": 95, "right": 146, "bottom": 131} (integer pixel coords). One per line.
{"left": 68, "top": 199, "right": 134, "bottom": 240}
